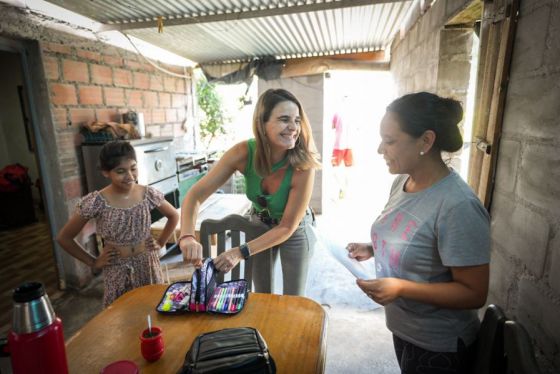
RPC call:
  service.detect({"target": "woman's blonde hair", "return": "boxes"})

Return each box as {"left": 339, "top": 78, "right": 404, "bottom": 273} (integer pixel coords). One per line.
{"left": 252, "top": 89, "right": 321, "bottom": 176}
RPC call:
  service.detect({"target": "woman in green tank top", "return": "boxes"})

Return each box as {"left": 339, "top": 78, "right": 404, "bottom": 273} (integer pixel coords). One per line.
{"left": 179, "top": 89, "right": 321, "bottom": 296}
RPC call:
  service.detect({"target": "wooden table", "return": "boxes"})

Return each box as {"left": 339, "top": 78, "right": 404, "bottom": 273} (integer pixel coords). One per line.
{"left": 66, "top": 284, "right": 327, "bottom": 373}
{"left": 151, "top": 193, "right": 252, "bottom": 243}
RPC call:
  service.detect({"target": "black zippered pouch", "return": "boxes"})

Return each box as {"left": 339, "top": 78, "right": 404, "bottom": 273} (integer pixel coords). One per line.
{"left": 177, "top": 327, "right": 276, "bottom": 374}
{"left": 156, "top": 258, "right": 249, "bottom": 314}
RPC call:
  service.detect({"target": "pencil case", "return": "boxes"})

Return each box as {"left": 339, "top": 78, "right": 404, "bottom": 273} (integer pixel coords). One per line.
{"left": 156, "top": 258, "right": 249, "bottom": 315}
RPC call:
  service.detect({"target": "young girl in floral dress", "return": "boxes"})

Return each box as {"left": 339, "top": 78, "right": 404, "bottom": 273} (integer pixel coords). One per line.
{"left": 57, "top": 141, "right": 179, "bottom": 307}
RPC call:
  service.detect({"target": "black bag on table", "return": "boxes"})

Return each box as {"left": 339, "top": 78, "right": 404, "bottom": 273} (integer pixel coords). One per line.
{"left": 177, "top": 327, "right": 276, "bottom": 374}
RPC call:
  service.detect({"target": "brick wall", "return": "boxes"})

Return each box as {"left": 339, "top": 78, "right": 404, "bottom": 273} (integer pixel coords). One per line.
{"left": 0, "top": 5, "right": 193, "bottom": 288}
{"left": 40, "top": 41, "right": 192, "bottom": 209}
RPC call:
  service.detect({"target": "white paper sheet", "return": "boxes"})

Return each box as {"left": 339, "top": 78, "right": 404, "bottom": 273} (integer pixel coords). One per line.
{"left": 309, "top": 225, "right": 374, "bottom": 279}
{"left": 326, "top": 241, "right": 374, "bottom": 279}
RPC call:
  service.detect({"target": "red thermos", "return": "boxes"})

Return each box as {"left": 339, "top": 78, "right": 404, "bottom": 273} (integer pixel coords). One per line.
{"left": 4, "top": 282, "right": 69, "bottom": 374}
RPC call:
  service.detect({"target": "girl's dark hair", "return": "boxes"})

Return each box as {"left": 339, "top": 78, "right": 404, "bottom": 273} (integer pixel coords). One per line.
{"left": 98, "top": 141, "right": 136, "bottom": 171}
{"left": 387, "top": 92, "right": 463, "bottom": 152}
{"left": 252, "top": 88, "right": 320, "bottom": 176}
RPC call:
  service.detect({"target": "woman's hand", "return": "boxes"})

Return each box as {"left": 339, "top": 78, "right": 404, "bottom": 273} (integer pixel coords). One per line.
{"left": 357, "top": 278, "right": 403, "bottom": 305}
{"left": 346, "top": 242, "right": 373, "bottom": 261}
{"left": 213, "top": 248, "right": 243, "bottom": 273}
{"left": 179, "top": 237, "right": 203, "bottom": 268}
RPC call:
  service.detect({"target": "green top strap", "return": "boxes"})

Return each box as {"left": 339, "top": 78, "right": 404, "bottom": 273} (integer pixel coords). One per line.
{"left": 244, "top": 138, "right": 293, "bottom": 220}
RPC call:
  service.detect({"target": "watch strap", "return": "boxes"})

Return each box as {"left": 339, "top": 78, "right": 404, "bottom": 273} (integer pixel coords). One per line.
{"left": 239, "top": 243, "right": 251, "bottom": 260}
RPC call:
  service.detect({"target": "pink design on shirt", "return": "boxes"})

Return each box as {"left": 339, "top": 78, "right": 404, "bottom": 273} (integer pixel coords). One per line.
{"left": 372, "top": 232, "right": 378, "bottom": 252}
{"left": 389, "top": 248, "right": 401, "bottom": 270}
{"left": 401, "top": 220, "right": 418, "bottom": 241}
{"left": 391, "top": 212, "right": 404, "bottom": 232}
{"left": 379, "top": 211, "right": 391, "bottom": 225}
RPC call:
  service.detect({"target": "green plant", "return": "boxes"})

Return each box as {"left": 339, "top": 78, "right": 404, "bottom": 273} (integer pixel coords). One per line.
{"left": 196, "top": 80, "right": 229, "bottom": 150}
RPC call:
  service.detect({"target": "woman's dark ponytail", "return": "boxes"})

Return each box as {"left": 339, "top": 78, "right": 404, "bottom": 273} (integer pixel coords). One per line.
{"left": 387, "top": 92, "right": 463, "bottom": 152}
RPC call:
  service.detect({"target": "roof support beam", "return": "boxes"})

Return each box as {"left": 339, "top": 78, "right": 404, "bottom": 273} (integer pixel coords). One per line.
{"left": 100, "top": 0, "right": 403, "bottom": 32}
{"left": 281, "top": 51, "right": 389, "bottom": 78}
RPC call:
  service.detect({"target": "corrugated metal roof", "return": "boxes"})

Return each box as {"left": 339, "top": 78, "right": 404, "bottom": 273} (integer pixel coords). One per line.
{"left": 45, "top": 0, "right": 412, "bottom": 64}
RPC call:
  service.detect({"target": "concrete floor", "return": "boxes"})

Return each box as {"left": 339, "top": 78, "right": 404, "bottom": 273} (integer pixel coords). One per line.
{"left": 305, "top": 233, "right": 399, "bottom": 374}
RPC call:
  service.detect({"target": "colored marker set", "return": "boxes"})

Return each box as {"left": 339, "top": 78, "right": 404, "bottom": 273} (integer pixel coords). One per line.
{"left": 206, "top": 282, "right": 247, "bottom": 313}
{"left": 156, "top": 258, "right": 248, "bottom": 315}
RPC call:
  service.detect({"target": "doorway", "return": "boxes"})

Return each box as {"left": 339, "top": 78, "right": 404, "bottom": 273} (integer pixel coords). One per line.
{"left": 322, "top": 70, "right": 397, "bottom": 241}
{"left": 0, "top": 49, "right": 60, "bottom": 336}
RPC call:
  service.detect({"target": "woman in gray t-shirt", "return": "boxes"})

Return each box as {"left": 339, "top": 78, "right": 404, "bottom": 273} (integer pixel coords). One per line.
{"left": 346, "top": 92, "right": 490, "bottom": 374}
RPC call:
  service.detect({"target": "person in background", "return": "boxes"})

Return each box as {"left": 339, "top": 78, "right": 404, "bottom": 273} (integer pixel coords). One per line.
{"left": 179, "top": 88, "right": 321, "bottom": 296}
{"left": 57, "top": 141, "right": 179, "bottom": 307}
{"left": 331, "top": 95, "right": 353, "bottom": 199}
{"left": 346, "top": 92, "right": 490, "bottom": 374}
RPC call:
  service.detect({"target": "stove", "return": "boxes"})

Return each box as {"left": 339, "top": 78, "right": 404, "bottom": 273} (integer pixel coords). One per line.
{"left": 175, "top": 151, "right": 210, "bottom": 203}
{"left": 176, "top": 151, "right": 208, "bottom": 173}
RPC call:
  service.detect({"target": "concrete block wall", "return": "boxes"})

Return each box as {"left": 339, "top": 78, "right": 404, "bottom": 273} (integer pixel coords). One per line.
{"left": 390, "top": 0, "right": 472, "bottom": 96}
{"left": 390, "top": 0, "right": 560, "bottom": 370}
{"left": 390, "top": 1, "right": 474, "bottom": 173}
{"left": 489, "top": 0, "right": 560, "bottom": 369}
{"left": 258, "top": 76, "right": 324, "bottom": 214}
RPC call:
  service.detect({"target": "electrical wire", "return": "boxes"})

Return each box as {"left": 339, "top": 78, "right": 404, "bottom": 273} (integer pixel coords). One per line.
{"left": 120, "top": 32, "right": 190, "bottom": 79}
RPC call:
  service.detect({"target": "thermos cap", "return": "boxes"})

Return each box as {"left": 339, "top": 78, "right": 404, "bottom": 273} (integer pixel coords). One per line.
{"left": 11, "top": 282, "right": 55, "bottom": 334}
{"left": 13, "top": 282, "right": 45, "bottom": 303}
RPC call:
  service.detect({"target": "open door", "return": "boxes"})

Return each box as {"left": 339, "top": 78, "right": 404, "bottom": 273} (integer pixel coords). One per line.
{"left": 467, "top": 0, "right": 520, "bottom": 208}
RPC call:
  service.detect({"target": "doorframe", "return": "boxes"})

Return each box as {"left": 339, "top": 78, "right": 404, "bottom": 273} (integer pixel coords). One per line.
{"left": 0, "top": 36, "right": 68, "bottom": 288}
{"left": 466, "top": 0, "right": 520, "bottom": 210}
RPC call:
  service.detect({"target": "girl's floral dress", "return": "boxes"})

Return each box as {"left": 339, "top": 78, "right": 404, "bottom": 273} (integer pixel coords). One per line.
{"left": 77, "top": 186, "right": 164, "bottom": 307}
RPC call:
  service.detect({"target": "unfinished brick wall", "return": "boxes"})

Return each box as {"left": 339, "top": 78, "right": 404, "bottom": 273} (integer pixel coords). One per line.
{"left": 40, "top": 41, "right": 192, "bottom": 205}
{"left": 0, "top": 5, "right": 196, "bottom": 288}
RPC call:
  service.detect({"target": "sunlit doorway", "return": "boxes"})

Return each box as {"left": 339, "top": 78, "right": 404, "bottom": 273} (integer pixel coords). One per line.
{"left": 322, "top": 70, "right": 397, "bottom": 242}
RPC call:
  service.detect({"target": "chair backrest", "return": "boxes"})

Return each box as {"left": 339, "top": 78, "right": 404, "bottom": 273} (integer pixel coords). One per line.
{"left": 471, "top": 304, "right": 507, "bottom": 374}
{"left": 199, "top": 214, "right": 268, "bottom": 288}
{"left": 504, "top": 320, "right": 543, "bottom": 374}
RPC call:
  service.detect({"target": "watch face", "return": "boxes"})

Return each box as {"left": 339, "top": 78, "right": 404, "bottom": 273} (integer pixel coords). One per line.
{"left": 241, "top": 244, "right": 250, "bottom": 259}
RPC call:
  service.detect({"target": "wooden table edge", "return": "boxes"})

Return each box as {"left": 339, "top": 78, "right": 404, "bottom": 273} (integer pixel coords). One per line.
{"left": 65, "top": 285, "right": 329, "bottom": 373}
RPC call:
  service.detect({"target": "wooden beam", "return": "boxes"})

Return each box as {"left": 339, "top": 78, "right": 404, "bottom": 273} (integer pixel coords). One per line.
{"left": 100, "top": 0, "right": 401, "bottom": 32}
{"left": 447, "top": 0, "right": 483, "bottom": 26}
{"left": 467, "top": 0, "right": 518, "bottom": 208}
{"left": 281, "top": 51, "right": 388, "bottom": 78}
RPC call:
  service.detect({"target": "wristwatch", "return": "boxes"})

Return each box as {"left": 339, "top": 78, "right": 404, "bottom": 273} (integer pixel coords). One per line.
{"left": 239, "top": 243, "right": 251, "bottom": 260}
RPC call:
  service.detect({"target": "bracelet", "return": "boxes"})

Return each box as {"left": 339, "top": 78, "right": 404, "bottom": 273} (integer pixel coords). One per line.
{"left": 178, "top": 234, "right": 196, "bottom": 244}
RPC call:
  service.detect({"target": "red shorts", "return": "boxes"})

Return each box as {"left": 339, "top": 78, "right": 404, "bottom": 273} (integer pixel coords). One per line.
{"left": 331, "top": 149, "right": 353, "bottom": 167}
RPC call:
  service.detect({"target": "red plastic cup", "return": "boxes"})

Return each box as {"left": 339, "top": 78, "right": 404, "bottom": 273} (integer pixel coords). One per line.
{"left": 139, "top": 326, "right": 164, "bottom": 362}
